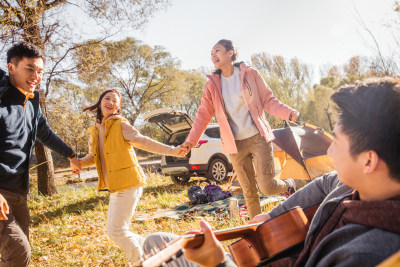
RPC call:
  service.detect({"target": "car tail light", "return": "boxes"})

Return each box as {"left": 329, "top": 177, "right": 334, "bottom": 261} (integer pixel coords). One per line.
{"left": 190, "top": 165, "right": 200, "bottom": 169}
{"left": 194, "top": 140, "right": 208, "bottom": 148}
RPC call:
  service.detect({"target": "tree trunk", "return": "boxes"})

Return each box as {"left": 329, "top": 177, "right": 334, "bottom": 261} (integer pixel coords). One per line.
{"left": 325, "top": 105, "right": 334, "bottom": 132}
{"left": 35, "top": 143, "right": 57, "bottom": 196}
{"left": 35, "top": 89, "right": 57, "bottom": 196}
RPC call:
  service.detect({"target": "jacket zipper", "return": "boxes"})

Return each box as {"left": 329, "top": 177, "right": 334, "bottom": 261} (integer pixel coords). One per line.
{"left": 24, "top": 96, "right": 28, "bottom": 128}
{"left": 244, "top": 78, "right": 252, "bottom": 96}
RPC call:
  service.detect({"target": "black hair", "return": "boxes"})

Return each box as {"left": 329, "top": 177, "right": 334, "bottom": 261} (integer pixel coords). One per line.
{"left": 7, "top": 42, "right": 45, "bottom": 65}
{"left": 213, "top": 39, "right": 239, "bottom": 75}
{"left": 83, "top": 89, "right": 122, "bottom": 123}
{"left": 216, "top": 39, "right": 238, "bottom": 62}
{"left": 331, "top": 77, "right": 400, "bottom": 181}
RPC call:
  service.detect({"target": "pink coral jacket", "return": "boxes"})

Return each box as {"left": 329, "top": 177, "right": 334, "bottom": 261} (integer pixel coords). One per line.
{"left": 186, "top": 62, "right": 296, "bottom": 154}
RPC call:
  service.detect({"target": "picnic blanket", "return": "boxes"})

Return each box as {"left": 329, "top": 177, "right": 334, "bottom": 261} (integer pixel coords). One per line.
{"left": 136, "top": 194, "right": 285, "bottom": 221}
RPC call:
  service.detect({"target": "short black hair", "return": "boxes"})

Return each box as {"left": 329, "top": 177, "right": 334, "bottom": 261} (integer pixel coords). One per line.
{"left": 7, "top": 42, "right": 45, "bottom": 65}
{"left": 331, "top": 77, "right": 400, "bottom": 181}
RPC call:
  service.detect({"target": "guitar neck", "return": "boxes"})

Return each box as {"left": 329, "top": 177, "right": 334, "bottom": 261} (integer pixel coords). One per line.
{"left": 140, "top": 223, "right": 262, "bottom": 267}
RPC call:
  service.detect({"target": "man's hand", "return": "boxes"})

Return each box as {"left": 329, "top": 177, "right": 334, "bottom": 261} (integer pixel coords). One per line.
{"left": 0, "top": 193, "right": 9, "bottom": 220}
{"left": 184, "top": 220, "right": 226, "bottom": 267}
{"left": 180, "top": 142, "right": 193, "bottom": 157}
{"left": 249, "top": 213, "right": 271, "bottom": 224}
{"left": 69, "top": 157, "right": 82, "bottom": 174}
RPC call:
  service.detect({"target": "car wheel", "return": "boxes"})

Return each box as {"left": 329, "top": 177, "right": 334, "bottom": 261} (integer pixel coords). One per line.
{"left": 206, "top": 158, "right": 228, "bottom": 184}
{"left": 170, "top": 175, "right": 190, "bottom": 185}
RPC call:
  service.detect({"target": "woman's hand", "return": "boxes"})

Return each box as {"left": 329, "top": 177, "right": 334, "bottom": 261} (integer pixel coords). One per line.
{"left": 289, "top": 111, "right": 299, "bottom": 122}
{"left": 180, "top": 142, "right": 193, "bottom": 157}
{"left": 70, "top": 158, "right": 82, "bottom": 174}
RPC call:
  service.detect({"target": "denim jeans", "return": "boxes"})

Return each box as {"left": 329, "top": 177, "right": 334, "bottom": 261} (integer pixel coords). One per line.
{"left": 0, "top": 189, "right": 30, "bottom": 267}
{"left": 106, "top": 185, "right": 144, "bottom": 262}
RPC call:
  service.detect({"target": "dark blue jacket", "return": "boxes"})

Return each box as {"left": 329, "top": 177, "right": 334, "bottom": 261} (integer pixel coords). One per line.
{"left": 0, "top": 69, "right": 74, "bottom": 194}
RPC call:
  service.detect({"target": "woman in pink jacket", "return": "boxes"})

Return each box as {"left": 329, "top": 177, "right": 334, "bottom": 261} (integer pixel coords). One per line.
{"left": 182, "top": 39, "right": 299, "bottom": 219}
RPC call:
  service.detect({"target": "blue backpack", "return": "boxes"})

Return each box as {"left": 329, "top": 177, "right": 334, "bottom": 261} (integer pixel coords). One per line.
{"left": 204, "top": 185, "right": 231, "bottom": 202}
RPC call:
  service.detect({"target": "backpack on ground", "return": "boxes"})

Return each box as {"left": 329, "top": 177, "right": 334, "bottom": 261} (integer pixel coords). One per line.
{"left": 187, "top": 186, "right": 209, "bottom": 205}
{"left": 204, "top": 184, "right": 231, "bottom": 202}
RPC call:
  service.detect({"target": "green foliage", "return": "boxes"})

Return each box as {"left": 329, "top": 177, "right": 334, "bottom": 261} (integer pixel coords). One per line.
{"left": 174, "top": 69, "right": 207, "bottom": 119}
{"left": 46, "top": 79, "right": 92, "bottom": 158}
{"left": 74, "top": 38, "right": 183, "bottom": 125}
{"left": 251, "top": 53, "right": 313, "bottom": 127}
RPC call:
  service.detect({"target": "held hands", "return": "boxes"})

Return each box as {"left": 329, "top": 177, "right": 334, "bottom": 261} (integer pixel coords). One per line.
{"left": 179, "top": 142, "right": 193, "bottom": 157}
{"left": 0, "top": 193, "right": 9, "bottom": 220}
{"left": 184, "top": 220, "right": 226, "bottom": 267}
{"left": 289, "top": 111, "right": 299, "bottom": 122}
{"left": 69, "top": 157, "right": 82, "bottom": 174}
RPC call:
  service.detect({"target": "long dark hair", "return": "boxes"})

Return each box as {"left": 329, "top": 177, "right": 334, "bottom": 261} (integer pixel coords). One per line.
{"left": 84, "top": 89, "right": 122, "bottom": 123}
{"left": 213, "top": 39, "right": 239, "bottom": 75}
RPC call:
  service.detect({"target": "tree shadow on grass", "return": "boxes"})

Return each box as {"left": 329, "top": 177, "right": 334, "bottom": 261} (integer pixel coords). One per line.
{"left": 30, "top": 194, "right": 109, "bottom": 227}
{"left": 143, "top": 180, "right": 205, "bottom": 195}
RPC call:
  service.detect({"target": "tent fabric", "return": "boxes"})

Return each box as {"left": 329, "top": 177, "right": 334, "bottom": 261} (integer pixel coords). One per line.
{"left": 272, "top": 123, "right": 335, "bottom": 181}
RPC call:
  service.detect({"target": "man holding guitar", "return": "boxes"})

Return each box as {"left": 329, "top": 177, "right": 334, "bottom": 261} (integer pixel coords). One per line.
{"left": 142, "top": 78, "right": 400, "bottom": 267}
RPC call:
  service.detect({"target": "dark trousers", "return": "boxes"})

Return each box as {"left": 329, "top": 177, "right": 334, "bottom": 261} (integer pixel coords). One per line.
{"left": 0, "top": 189, "right": 30, "bottom": 267}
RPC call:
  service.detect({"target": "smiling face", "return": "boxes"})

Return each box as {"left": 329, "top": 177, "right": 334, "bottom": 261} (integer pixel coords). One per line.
{"left": 211, "top": 43, "right": 234, "bottom": 70}
{"left": 100, "top": 91, "right": 121, "bottom": 121}
{"left": 8, "top": 57, "right": 44, "bottom": 94}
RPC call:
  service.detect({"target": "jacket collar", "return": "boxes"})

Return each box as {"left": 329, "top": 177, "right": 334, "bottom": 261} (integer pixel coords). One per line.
{"left": 206, "top": 61, "right": 250, "bottom": 82}
{"left": 95, "top": 114, "right": 125, "bottom": 128}
{"left": 205, "top": 62, "right": 251, "bottom": 109}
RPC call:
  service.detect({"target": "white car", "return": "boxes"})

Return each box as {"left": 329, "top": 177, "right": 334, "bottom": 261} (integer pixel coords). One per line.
{"left": 144, "top": 108, "right": 233, "bottom": 185}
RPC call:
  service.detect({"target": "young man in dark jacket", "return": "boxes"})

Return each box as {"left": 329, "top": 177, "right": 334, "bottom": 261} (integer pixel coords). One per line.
{"left": 0, "top": 42, "right": 81, "bottom": 267}
{"left": 143, "top": 77, "right": 400, "bottom": 267}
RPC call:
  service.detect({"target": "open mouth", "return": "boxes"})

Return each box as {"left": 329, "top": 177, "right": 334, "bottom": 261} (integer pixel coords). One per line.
{"left": 27, "top": 81, "right": 36, "bottom": 87}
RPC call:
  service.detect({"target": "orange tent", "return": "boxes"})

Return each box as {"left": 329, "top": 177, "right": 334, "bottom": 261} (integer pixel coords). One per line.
{"left": 272, "top": 123, "right": 335, "bottom": 181}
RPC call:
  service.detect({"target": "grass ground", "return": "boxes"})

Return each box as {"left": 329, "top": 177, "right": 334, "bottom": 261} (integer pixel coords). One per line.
{"left": 28, "top": 171, "right": 282, "bottom": 266}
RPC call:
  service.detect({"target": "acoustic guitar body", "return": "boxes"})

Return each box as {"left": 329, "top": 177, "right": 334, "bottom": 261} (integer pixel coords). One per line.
{"left": 229, "top": 238, "right": 261, "bottom": 267}
{"left": 228, "top": 207, "right": 309, "bottom": 267}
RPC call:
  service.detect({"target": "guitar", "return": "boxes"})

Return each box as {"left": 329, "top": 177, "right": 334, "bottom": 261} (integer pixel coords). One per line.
{"left": 135, "top": 206, "right": 312, "bottom": 267}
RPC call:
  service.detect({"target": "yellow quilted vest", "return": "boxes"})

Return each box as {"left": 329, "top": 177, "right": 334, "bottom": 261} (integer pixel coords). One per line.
{"left": 88, "top": 118, "right": 146, "bottom": 192}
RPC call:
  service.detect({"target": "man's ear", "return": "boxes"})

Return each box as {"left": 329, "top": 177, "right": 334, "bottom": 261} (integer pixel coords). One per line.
{"left": 363, "top": 150, "right": 379, "bottom": 174}
{"left": 8, "top": 62, "right": 14, "bottom": 74}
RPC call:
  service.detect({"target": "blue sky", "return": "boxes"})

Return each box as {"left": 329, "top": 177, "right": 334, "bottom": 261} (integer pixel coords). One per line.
{"left": 132, "top": 0, "right": 397, "bottom": 82}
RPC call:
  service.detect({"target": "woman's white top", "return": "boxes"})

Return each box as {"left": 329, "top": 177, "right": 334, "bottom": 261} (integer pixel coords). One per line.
{"left": 221, "top": 67, "right": 259, "bottom": 140}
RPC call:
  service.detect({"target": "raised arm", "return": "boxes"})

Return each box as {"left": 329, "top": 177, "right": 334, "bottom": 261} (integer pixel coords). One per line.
{"left": 121, "top": 121, "right": 182, "bottom": 157}
{"left": 253, "top": 69, "right": 297, "bottom": 120}
{"left": 184, "top": 85, "right": 215, "bottom": 151}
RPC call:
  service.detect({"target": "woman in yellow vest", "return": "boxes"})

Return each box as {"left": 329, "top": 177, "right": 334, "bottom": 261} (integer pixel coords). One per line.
{"left": 76, "top": 89, "right": 183, "bottom": 262}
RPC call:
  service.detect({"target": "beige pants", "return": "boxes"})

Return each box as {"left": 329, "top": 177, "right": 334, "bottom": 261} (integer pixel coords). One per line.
{"left": 230, "top": 134, "right": 287, "bottom": 219}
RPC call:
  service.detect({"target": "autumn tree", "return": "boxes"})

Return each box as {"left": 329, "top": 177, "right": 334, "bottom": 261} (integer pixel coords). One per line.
{"left": 74, "top": 38, "right": 182, "bottom": 126}
{"left": 0, "top": 0, "right": 169, "bottom": 195}
{"left": 251, "top": 53, "right": 313, "bottom": 127}
{"left": 46, "top": 79, "right": 92, "bottom": 160}
{"left": 174, "top": 69, "right": 206, "bottom": 119}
